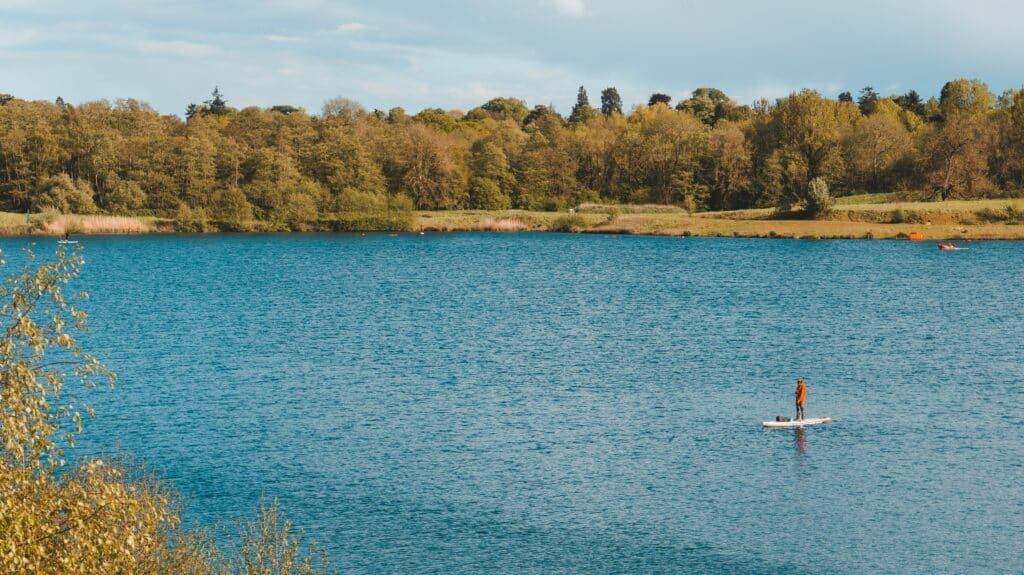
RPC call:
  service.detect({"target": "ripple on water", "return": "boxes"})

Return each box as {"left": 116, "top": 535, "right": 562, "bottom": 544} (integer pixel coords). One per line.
{"left": 5, "top": 233, "right": 1016, "bottom": 575}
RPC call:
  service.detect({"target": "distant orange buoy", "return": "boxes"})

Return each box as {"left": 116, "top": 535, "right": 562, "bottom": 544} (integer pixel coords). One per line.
{"left": 907, "top": 233, "right": 924, "bottom": 241}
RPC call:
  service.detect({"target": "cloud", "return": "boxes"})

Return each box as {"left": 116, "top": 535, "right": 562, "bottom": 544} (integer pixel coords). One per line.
{"left": 336, "top": 22, "right": 369, "bottom": 34}
{"left": 552, "top": 0, "right": 584, "bottom": 17}
{"left": 5, "top": 0, "right": 1024, "bottom": 116}
{"left": 0, "top": 28, "right": 38, "bottom": 47}
{"left": 136, "top": 40, "right": 218, "bottom": 58}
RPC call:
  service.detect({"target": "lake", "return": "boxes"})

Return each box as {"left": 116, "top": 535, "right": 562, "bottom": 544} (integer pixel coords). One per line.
{"left": 14, "top": 233, "right": 1021, "bottom": 574}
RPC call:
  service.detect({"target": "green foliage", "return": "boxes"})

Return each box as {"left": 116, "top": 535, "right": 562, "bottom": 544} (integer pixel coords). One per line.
{"left": 175, "top": 203, "right": 210, "bottom": 232}
{"left": 205, "top": 87, "right": 229, "bottom": 116}
{"left": 676, "top": 87, "right": 734, "bottom": 126}
{"left": 648, "top": 93, "right": 672, "bottom": 107}
{"left": 857, "top": 86, "right": 879, "bottom": 115}
{"left": 213, "top": 187, "right": 255, "bottom": 230}
{"left": 276, "top": 186, "right": 321, "bottom": 231}
{"left": 270, "top": 105, "right": 302, "bottom": 116}
{"left": 330, "top": 189, "right": 414, "bottom": 231}
{"left": 893, "top": 90, "right": 925, "bottom": 117}
{"left": 467, "top": 97, "right": 529, "bottom": 124}
{"left": 804, "top": 177, "right": 834, "bottom": 218}
{"left": 104, "top": 176, "right": 146, "bottom": 214}
{"left": 31, "top": 174, "right": 97, "bottom": 214}
{"left": 523, "top": 105, "right": 561, "bottom": 126}
{"left": 768, "top": 89, "right": 853, "bottom": 208}
{"left": 414, "top": 108, "right": 458, "bottom": 132}
{"left": 939, "top": 79, "right": 994, "bottom": 118}
{"left": 468, "top": 177, "right": 511, "bottom": 210}
{"left": 547, "top": 213, "right": 588, "bottom": 232}
{"left": 569, "top": 86, "right": 596, "bottom": 124}
{"left": 0, "top": 77, "right": 1021, "bottom": 227}
{"left": 600, "top": 87, "right": 623, "bottom": 116}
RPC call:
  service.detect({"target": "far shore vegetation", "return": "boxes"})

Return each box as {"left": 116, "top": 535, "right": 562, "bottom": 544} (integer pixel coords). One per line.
{"left": 2, "top": 79, "right": 1024, "bottom": 239}
{"left": 4, "top": 195, "right": 1024, "bottom": 240}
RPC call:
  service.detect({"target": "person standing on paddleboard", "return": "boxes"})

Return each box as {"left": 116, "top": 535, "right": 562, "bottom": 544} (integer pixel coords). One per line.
{"left": 795, "top": 378, "right": 807, "bottom": 421}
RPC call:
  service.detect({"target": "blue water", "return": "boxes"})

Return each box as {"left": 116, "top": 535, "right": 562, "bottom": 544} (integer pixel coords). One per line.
{"left": 12, "top": 233, "right": 1023, "bottom": 574}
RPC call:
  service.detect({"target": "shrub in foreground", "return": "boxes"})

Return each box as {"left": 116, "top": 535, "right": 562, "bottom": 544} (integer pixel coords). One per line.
{"left": 0, "top": 247, "right": 335, "bottom": 574}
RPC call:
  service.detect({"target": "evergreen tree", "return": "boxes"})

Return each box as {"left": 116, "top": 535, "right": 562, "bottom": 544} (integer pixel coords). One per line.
{"left": 205, "top": 86, "right": 228, "bottom": 115}
{"left": 857, "top": 86, "right": 879, "bottom": 114}
{"left": 838, "top": 91, "right": 853, "bottom": 103}
{"left": 568, "top": 86, "right": 595, "bottom": 123}
{"left": 893, "top": 90, "right": 925, "bottom": 117}
{"left": 600, "top": 87, "right": 623, "bottom": 116}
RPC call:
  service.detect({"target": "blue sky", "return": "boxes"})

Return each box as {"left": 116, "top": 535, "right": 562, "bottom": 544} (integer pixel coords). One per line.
{"left": 2, "top": 0, "right": 1022, "bottom": 116}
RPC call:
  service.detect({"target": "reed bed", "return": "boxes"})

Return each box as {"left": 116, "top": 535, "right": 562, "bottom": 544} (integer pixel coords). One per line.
{"left": 40, "top": 215, "right": 154, "bottom": 235}
{"left": 474, "top": 217, "right": 535, "bottom": 231}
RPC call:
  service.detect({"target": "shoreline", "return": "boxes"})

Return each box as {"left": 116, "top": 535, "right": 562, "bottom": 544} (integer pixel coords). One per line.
{"left": 3, "top": 203, "right": 1024, "bottom": 240}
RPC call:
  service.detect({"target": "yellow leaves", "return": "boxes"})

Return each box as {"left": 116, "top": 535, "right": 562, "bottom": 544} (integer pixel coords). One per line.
{"left": 1, "top": 249, "right": 113, "bottom": 475}
{"left": 1, "top": 248, "right": 335, "bottom": 575}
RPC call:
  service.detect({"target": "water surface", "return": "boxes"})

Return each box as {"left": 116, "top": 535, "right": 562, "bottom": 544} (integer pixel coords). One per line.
{"left": 13, "top": 233, "right": 1020, "bottom": 574}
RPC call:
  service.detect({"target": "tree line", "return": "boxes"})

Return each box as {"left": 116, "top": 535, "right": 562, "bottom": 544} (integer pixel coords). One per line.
{"left": 1, "top": 79, "right": 1023, "bottom": 230}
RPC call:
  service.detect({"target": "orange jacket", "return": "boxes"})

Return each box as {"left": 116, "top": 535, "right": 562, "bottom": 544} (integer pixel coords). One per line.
{"left": 795, "top": 381, "right": 807, "bottom": 405}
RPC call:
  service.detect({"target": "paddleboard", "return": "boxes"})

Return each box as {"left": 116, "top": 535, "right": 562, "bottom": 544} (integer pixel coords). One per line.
{"left": 58, "top": 240, "right": 78, "bottom": 245}
{"left": 762, "top": 416, "right": 832, "bottom": 429}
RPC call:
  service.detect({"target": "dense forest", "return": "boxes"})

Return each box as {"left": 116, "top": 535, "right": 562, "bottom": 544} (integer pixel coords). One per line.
{"left": 1, "top": 79, "right": 1023, "bottom": 230}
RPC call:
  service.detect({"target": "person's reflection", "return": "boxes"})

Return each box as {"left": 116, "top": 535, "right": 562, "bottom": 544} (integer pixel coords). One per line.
{"left": 793, "top": 427, "right": 807, "bottom": 459}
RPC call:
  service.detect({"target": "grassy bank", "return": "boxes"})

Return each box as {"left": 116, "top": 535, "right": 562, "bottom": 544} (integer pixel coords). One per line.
{"left": 414, "top": 199, "right": 1024, "bottom": 240}
{"left": 3, "top": 199, "right": 1024, "bottom": 239}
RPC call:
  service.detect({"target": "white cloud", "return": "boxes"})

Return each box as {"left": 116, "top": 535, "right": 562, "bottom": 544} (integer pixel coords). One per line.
{"left": 552, "top": 0, "right": 584, "bottom": 17}
{"left": 265, "top": 34, "right": 301, "bottom": 43}
{"left": 136, "top": 40, "right": 218, "bottom": 58}
{"left": 0, "top": 28, "right": 38, "bottom": 47}
{"left": 336, "top": 22, "right": 369, "bottom": 34}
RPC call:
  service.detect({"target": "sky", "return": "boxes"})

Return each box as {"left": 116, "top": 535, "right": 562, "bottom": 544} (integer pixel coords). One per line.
{"left": 1, "top": 0, "right": 1023, "bottom": 117}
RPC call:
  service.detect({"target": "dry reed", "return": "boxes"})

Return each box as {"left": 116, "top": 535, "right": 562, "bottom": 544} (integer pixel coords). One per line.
{"left": 475, "top": 217, "right": 534, "bottom": 231}
{"left": 40, "top": 215, "right": 153, "bottom": 235}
